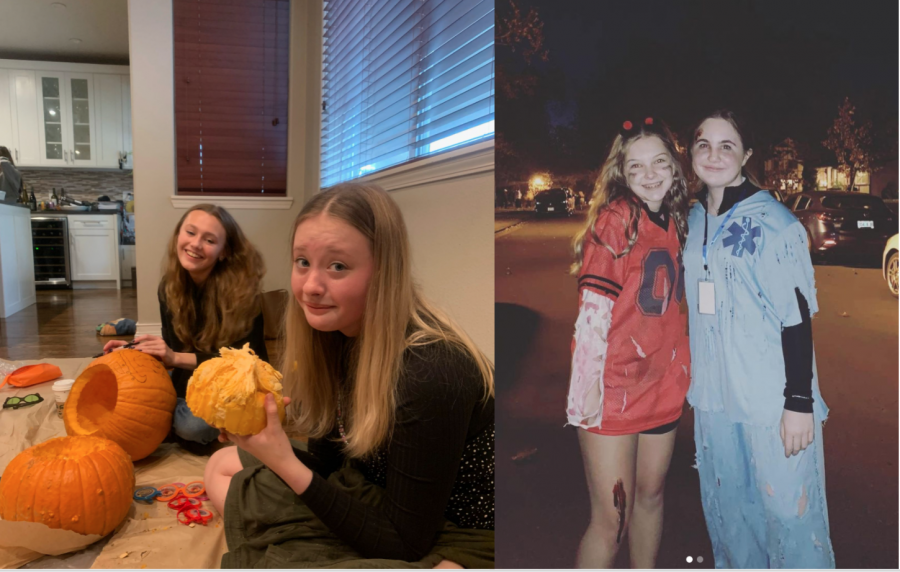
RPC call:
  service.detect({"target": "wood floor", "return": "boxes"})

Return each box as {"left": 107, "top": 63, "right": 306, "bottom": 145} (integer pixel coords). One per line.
{"left": 1, "top": 289, "right": 137, "bottom": 361}
{"left": 0, "top": 289, "right": 281, "bottom": 364}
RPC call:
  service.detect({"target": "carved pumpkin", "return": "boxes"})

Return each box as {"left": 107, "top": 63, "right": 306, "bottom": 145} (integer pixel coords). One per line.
{"left": 0, "top": 436, "right": 134, "bottom": 536}
{"left": 64, "top": 349, "right": 177, "bottom": 461}
{"left": 186, "top": 343, "right": 285, "bottom": 435}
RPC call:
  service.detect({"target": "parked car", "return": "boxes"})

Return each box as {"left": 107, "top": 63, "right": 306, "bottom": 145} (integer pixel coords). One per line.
{"left": 534, "top": 188, "right": 575, "bottom": 217}
{"left": 786, "top": 191, "right": 896, "bottom": 256}
{"left": 884, "top": 234, "right": 898, "bottom": 297}
{"left": 882, "top": 187, "right": 898, "bottom": 215}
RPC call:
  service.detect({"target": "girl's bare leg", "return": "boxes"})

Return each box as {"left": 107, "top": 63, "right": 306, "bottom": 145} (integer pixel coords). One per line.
{"left": 575, "top": 430, "right": 638, "bottom": 569}
{"left": 205, "top": 446, "right": 244, "bottom": 515}
{"left": 628, "top": 428, "right": 678, "bottom": 568}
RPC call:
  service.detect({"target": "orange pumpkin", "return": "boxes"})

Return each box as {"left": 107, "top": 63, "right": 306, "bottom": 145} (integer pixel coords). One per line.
{"left": 64, "top": 349, "right": 177, "bottom": 461}
{"left": 0, "top": 436, "right": 135, "bottom": 536}
{"left": 186, "top": 343, "right": 285, "bottom": 436}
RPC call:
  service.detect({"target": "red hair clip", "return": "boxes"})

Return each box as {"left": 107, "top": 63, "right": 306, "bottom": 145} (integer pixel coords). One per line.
{"left": 622, "top": 121, "right": 633, "bottom": 130}
{"left": 645, "top": 117, "right": 654, "bottom": 125}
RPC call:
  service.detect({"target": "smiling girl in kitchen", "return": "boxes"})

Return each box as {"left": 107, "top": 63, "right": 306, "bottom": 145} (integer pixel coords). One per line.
{"left": 104, "top": 204, "right": 268, "bottom": 451}
{"left": 204, "top": 183, "right": 495, "bottom": 568}
{"left": 567, "top": 117, "right": 691, "bottom": 568}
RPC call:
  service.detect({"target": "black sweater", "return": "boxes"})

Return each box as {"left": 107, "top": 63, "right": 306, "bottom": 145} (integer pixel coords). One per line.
{"left": 291, "top": 341, "right": 495, "bottom": 561}
{"left": 157, "top": 281, "right": 268, "bottom": 398}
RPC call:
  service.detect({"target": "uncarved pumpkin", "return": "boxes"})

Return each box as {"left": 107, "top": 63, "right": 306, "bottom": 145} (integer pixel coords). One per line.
{"left": 186, "top": 343, "right": 285, "bottom": 435}
{"left": 64, "top": 349, "right": 177, "bottom": 461}
{"left": 0, "top": 436, "right": 135, "bottom": 536}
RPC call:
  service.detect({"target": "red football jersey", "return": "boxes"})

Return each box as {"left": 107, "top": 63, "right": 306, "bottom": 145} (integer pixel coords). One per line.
{"left": 567, "top": 199, "right": 690, "bottom": 435}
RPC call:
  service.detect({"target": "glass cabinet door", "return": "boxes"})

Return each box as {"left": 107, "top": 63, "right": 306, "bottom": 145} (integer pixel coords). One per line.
{"left": 67, "top": 74, "right": 96, "bottom": 166}
{"left": 39, "top": 74, "right": 66, "bottom": 165}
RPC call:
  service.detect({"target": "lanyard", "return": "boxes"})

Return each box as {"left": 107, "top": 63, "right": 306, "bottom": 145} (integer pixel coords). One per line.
{"left": 702, "top": 191, "right": 745, "bottom": 272}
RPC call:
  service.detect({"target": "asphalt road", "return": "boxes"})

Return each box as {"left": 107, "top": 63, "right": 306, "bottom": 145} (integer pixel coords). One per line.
{"left": 495, "top": 213, "right": 898, "bottom": 569}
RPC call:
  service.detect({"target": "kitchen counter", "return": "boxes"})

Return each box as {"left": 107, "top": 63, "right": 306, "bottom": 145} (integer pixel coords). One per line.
{"left": 0, "top": 202, "right": 36, "bottom": 317}
{"left": 30, "top": 210, "right": 121, "bottom": 216}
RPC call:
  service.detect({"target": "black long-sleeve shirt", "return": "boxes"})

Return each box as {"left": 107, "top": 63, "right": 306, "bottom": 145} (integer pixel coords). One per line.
{"left": 290, "top": 341, "right": 494, "bottom": 561}
{"left": 158, "top": 280, "right": 268, "bottom": 398}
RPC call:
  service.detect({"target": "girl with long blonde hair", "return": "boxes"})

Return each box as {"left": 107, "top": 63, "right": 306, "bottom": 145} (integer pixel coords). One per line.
{"left": 567, "top": 117, "right": 691, "bottom": 568}
{"left": 206, "top": 184, "right": 494, "bottom": 566}
{"left": 103, "top": 204, "right": 267, "bottom": 450}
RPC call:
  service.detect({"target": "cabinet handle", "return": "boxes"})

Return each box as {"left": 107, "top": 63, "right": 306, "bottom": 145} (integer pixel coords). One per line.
{"left": 64, "top": 150, "right": 68, "bottom": 163}
{"left": 15, "top": 148, "right": 18, "bottom": 161}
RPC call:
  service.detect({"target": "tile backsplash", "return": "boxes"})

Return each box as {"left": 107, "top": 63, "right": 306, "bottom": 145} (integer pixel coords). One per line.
{"left": 19, "top": 169, "right": 133, "bottom": 204}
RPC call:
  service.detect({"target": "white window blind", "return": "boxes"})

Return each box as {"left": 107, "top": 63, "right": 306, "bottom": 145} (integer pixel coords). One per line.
{"left": 321, "top": 0, "right": 495, "bottom": 187}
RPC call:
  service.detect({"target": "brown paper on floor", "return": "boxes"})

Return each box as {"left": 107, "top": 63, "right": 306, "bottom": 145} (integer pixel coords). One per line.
{"left": 0, "top": 357, "right": 93, "bottom": 474}
{"left": 0, "top": 520, "right": 104, "bottom": 557}
{"left": 0, "top": 546, "right": 43, "bottom": 570}
{"left": 90, "top": 443, "right": 227, "bottom": 569}
{"left": 0, "top": 358, "right": 227, "bottom": 569}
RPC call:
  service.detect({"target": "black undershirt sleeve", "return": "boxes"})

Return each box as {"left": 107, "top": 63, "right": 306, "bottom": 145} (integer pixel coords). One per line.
{"left": 782, "top": 288, "right": 814, "bottom": 413}
{"left": 296, "top": 346, "right": 480, "bottom": 561}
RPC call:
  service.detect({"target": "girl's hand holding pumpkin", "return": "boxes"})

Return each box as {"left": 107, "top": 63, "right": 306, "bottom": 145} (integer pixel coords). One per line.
{"left": 221, "top": 394, "right": 309, "bottom": 489}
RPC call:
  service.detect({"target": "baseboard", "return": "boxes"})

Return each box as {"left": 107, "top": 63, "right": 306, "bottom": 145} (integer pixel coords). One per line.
{"left": 73, "top": 281, "right": 118, "bottom": 290}
{"left": 1, "top": 294, "right": 36, "bottom": 319}
{"left": 135, "top": 322, "right": 163, "bottom": 336}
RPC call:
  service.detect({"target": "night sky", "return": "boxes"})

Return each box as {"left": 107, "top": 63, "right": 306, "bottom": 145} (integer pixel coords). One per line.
{"left": 498, "top": 0, "right": 898, "bottom": 177}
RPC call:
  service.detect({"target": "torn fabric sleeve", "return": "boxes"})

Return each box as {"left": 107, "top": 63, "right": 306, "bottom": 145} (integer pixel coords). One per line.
{"left": 567, "top": 289, "right": 614, "bottom": 430}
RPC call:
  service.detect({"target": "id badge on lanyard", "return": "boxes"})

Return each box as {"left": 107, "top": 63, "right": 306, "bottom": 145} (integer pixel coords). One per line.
{"left": 700, "top": 196, "right": 743, "bottom": 316}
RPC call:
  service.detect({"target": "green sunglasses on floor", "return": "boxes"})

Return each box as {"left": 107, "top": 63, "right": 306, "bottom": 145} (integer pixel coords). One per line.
{"left": 3, "top": 394, "right": 44, "bottom": 410}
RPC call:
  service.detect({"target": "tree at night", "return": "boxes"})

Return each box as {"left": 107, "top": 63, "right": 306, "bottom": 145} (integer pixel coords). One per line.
{"left": 496, "top": 0, "right": 548, "bottom": 100}
{"left": 823, "top": 97, "right": 873, "bottom": 192}
{"left": 765, "top": 138, "right": 802, "bottom": 194}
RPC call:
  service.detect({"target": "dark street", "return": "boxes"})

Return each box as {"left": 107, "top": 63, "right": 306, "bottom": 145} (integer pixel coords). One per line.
{"left": 495, "top": 213, "right": 898, "bottom": 569}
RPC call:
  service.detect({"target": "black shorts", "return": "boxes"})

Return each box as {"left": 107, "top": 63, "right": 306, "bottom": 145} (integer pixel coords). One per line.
{"left": 640, "top": 417, "right": 680, "bottom": 435}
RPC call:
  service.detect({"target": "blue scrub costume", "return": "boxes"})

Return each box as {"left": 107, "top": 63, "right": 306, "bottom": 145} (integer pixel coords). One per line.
{"left": 684, "top": 179, "right": 835, "bottom": 569}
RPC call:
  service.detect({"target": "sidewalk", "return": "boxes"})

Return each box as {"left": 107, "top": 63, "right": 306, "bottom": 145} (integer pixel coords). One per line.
{"left": 495, "top": 208, "right": 532, "bottom": 233}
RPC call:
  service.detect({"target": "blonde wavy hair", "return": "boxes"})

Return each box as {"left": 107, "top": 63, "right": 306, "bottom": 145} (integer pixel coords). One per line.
{"left": 282, "top": 183, "right": 494, "bottom": 458}
{"left": 162, "top": 204, "right": 265, "bottom": 353}
{"left": 572, "top": 120, "right": 690, "bottom": 274}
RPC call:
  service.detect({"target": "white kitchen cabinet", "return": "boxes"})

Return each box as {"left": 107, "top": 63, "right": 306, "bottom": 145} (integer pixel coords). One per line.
{"left": 68, "top": 215, "right": 120, "bottom": 289}
{"left": 0, "top": 70, "right": 12, "bottom": 154}
{"left": 0, "top": 204, "right": 36, "bottom": 318}
{"left": 121, "top": 77, "right": 133, "bottom": 169}
{"left": 36, "top": 72, "right": 98, "bottom": 167}
{"left": 96, "top": 74, "right": 132, "bottom": 169}
{"left": 0, "top": 60, "right": 129, "bottom": 170}
{"left": 7, "top": 70, "right": 41, "bottom": 166}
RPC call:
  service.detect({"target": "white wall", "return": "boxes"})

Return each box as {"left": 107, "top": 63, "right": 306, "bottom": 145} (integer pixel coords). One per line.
{"left": 127, "top": 0, "right": 494, "bottom": 359}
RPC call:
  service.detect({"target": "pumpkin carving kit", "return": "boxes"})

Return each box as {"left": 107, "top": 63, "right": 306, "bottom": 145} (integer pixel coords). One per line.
{"left": 185, "top": 343, "right": 285, "bottom": 435}
{"left": 63, "top": 349, "right": 178, "bottom": 461}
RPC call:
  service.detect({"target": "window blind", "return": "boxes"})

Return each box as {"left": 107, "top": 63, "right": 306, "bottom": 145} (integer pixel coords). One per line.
{"left": 321, "top": 0, "right": 495, "bottom": 187}
{"left": 174, "top": 0, "right": 290, "bottom": 196}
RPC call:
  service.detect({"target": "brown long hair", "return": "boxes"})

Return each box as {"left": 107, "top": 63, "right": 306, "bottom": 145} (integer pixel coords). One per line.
{"left": 162, "top": 204, "right": 265, "bottom": 353}
{"left": 572, "top": 120, "right": 690, "bottom": 274}
{"left": 282, "top": 183, "right": 494, "bottom": 458}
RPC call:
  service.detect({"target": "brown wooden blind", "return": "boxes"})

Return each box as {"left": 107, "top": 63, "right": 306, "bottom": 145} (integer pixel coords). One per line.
{"left": 174, "top": 0, "right": 290, "bottom": 196}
